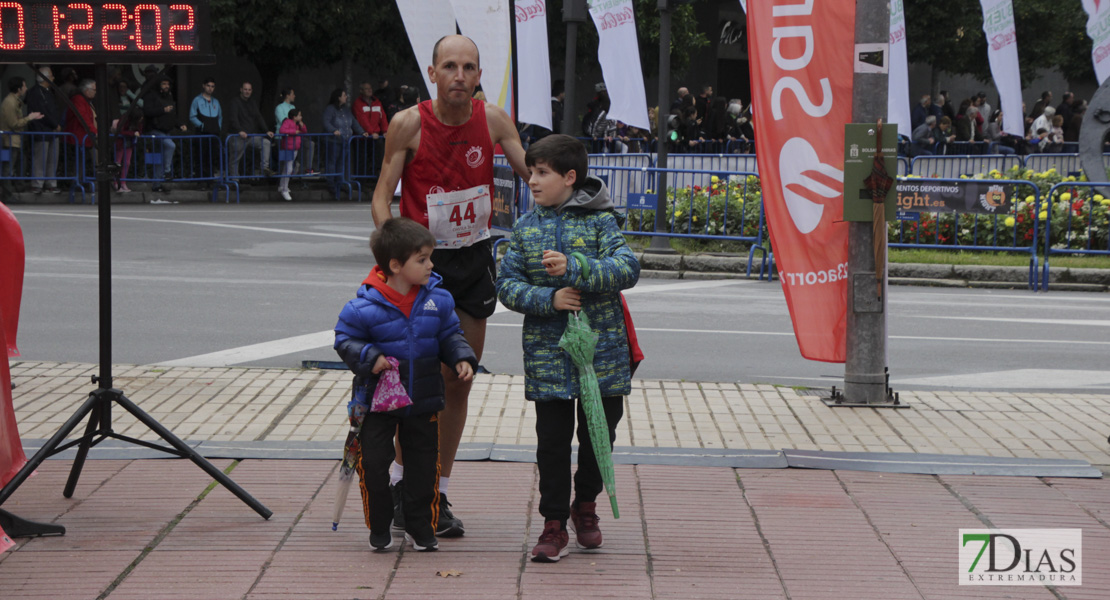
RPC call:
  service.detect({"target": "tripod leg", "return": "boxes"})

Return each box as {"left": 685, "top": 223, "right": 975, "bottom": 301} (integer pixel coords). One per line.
{"left": 0, "top": 390, "right": 100, "bottom": 507}
{"left": 112, "top": 392, "right": 272, "bottom": 519}
{"left": 0, "top": 508, "right": 65, "bottom": 537}
{"left": 63, "top": 393, "right": 107, "bottom": 498}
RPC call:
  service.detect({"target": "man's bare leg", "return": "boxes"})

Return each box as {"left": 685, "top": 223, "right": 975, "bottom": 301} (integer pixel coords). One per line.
{"left": 439, "top": 310, "right": 486, "bottom": 479}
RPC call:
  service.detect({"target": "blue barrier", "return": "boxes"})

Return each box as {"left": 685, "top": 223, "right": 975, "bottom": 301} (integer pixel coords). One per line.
{"left": 1023, "top": 154, "right": 1083, "bottom": 177}
{"left": 347, "top": 135, "right": 384, "bottom": 200}
{"left": 223, "top": 132, "right": 344, "bottom": 202}
{"left": 0, "top": 131, "right": 88, "bottom": 202}
{"left": 663, "top": 154, "right": 759, "bottom": 175}
{"left": 890, "top": 177, "right": 1042, "bottom": 288}
{"left": 910, "top": 154, "right": 1023, "bottom": 179}
{"left": 105, "top": 133, "right": 231, "bottom": 201}
{"left": 1041, "top": 181, "right": 1110, "bottom": 290}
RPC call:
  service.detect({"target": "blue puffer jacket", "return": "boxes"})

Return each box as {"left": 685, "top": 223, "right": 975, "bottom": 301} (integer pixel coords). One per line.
{"left": 334, "top": 272, "right": 477, "bottom": 416}
{"left": 496, "top": 176, "right": 640, "bottom": 401}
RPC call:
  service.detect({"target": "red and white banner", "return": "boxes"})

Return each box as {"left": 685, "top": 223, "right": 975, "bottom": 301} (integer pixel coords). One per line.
{"left": 980, "top": 0, "right": 1023, "bottom": 137}
{"left": 588, "top": 0, "right": 650, "bottom": 130}
{"left": 1083, "top": 0, "right": 1110, "bottom": 84}
{"left": 1, "top": 202, "right": 22, "bottom": 358}
{"left": 515, "top": 0, "right": 552, "bottom": 130}
{"left": 747, "top": 0, "right": 854, "bottom": 362}
{"left": 889, "top": 0, "right": 910, "bottom": 139}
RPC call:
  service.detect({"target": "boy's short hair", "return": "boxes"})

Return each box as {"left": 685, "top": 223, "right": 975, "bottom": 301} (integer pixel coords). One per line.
{"left": 370, "top": 217, "right": 436, "bottom": 274}
{"left": 525, "top": 134, "right": 589, "bottom": 190}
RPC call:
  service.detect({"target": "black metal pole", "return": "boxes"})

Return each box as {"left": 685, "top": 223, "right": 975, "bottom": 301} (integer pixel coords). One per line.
{"left": 648, "top": 1, "right": 674, "bottom": 252}
{"left": 562, "top": 20, "right": 581, "bottom": 135}
{"left": 509, "top": 0, "right": 520, "bottom": 126}
{"left": 95, "top": 64, "right": 112, "bottom": 391}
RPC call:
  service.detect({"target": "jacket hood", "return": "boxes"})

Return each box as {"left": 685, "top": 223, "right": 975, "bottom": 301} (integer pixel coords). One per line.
{"left": 556, "top": 175, "right": 612, "bottom": 214}
{"left": 357, "top": 270, "right": 443, "bottom": 304}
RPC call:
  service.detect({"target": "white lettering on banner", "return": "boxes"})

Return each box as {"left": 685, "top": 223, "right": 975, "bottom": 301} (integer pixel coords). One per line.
{"left": 778, "top": 137, "right": 842, "bottom": 234}
{"left": 771, "top": 26, "right": 813, "bottom": 70}
{"left": 771, "top": 77, "right": 832, "bottom": 120}
{"left": 768, "top": 8, "right": 831, "bottom": 121}
{"left": 515, "top": 0, "right": 545, "bottom": 22}
{"left": 782, "top": 263, "right": 849, "bottom": 286}
{"left": 772, "top": 0, "right": 813, "bottom": 18}
{"left": 597, "top": 7, "right": 634, "bottom": 31}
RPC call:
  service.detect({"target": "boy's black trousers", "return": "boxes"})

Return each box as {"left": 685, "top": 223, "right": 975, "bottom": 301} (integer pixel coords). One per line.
{"left": 355, "top": 411, "right": 440, "bottom": 537}
{"left": 534, "top": 396, "right": 624, "bottom": 525}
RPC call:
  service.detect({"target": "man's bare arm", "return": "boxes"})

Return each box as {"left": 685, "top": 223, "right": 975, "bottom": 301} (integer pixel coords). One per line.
{"left": 371, "top": 107, "right": 421, "bottom": 227}
{"left": 486, "top": 104, "right": 529, "bottom": 180}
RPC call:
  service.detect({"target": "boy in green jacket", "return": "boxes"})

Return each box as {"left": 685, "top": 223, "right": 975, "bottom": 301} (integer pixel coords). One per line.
{"left": 496, "top": 134, "right": 640, "bottom": 562}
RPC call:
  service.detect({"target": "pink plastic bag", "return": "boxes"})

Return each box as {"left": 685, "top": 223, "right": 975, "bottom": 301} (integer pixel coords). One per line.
{"left": 371, "top": 357, "right": 413, "bottom": 412}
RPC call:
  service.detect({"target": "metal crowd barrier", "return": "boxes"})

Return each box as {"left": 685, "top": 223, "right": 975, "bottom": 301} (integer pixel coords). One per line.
{"left": 890, "top": 177, "right": 1043, "bottom": 288}
{"left": 0, "top": 131, "right": 88, "bottom": 203}
{"left": 665, "top": 154, "right": 759, "bottom": 174}
{"left": 348, "top": 135, "right": 384, "bottom": 200}
{"left": 106, "top": 133, "right": 231, "bottom": 202}
{"left": 223, "top": 133, "right": 344, "bottom": 202}
{"left": 1041, "top": 181, "right": 1110, "bottom": 290}
{"left": 910, "top": 154, "right": 1023, "bottom": 179}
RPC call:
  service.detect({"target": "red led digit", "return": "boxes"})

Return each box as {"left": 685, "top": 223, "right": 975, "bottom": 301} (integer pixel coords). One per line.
{"left": 51, "top": 4, "right": 62, "bottom": 48}
{"left": 134, "top": 3, "right": 162, "bottom": 50}
{"left": 102, "top": 3, "right": 127, "bottom": 50}
{"left": 168, "top": 4, "right": 194, "bottom": 51}
{"left": 0, "top": 2, "right": 26, "bottom": 50}
{"left": 66, "top": 3, "right": 92, "bottom": 50}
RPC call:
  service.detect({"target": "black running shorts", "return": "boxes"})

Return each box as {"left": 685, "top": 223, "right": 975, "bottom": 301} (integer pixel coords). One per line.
{"left": 432, "top": 238, "right": 497, "bottom": 319}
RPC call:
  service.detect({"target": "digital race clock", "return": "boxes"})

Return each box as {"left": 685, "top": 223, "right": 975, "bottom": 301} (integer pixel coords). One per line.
{"left": 0, "top": 1, "right": 213, "bottom": 64}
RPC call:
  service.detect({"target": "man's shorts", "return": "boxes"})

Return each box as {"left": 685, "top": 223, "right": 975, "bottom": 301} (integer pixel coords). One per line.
{"left": 432, "top": 238, "right": 497, "bottom": 319}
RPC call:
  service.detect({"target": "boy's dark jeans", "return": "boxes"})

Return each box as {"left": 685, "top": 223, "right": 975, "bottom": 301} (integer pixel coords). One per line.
{"left": 357, "top": 410, "right": 440, "bottom": 537}
{"left": 534, "top": 396, "right": 624, "bottom": 524}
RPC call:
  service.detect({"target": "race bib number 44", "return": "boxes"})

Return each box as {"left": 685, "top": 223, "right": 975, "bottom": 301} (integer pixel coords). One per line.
{"left": 426, "top": 185, "right": 492, "bottom": 249}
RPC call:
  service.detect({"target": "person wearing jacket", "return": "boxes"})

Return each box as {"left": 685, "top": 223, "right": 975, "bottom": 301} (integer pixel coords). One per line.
{"left": 0, "top": 77, "right": 44, "bottom": 198}
{"left": 188, "top": 77, "right": 222, "bottom": 182}
{"left": 276, "top": 109, "right": 307, "bottom": 200}
{"left": 63, "top": 80, "right": 98, "bottom": 174}
{"left": 142, "top": 76, "right": 187, "bottom": 191}
{"left": 26, "top": 67, "right": 63, "bottom": 194}
{"left": 321, "top": 88, "right": 367, "bottom": 197}
{"left": 495, "top": 134, "right": 640, "bottom": 562}
{"left": 226, "top": 81, "right": 274, "bottom": 179}
{"left": 334, "top": 217, "right": 477, "bottom": 552}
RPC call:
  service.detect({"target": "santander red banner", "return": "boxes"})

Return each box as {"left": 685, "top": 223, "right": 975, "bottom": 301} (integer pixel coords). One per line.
{"left": 747, "top": 0, "right": 855, "bottom": 363}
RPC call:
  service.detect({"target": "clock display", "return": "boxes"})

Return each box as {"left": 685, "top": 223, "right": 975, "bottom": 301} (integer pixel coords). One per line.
{"left": 0, "top": 1, "right": 212, "bottom": 63}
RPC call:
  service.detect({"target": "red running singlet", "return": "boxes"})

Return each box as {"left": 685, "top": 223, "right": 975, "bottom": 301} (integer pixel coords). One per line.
{"left": 400, "top": 98, "right": 495, "bottom": 230}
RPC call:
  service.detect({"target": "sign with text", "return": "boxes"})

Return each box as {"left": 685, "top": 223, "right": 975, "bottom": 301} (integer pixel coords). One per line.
{"left": 492, "top": 164, "right": 516, "bottom": 230}
{"left": 896, "top": 180, "right": 1014, "bottom": 215}
{"left": 627, "top": 193, "right": 657, "bottom": 210}
{"left": 842, "top": 123, "right": 899, "bottom": 222}
{"left": 960, "top": 529, "right": 1081, "bottom": 585}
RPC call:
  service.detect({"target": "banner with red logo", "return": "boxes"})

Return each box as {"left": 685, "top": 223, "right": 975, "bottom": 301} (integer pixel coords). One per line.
{"left": 588, "top": 0, "right": 650, "bottom": 131}
{"left": 747, "top": 1, "right": 854, "bottom": 362}
{"left": 1083, "top": 0, "right": 1110, "bottom": 84}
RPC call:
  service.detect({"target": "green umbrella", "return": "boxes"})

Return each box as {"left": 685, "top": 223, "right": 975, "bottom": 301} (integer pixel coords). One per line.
{"left": 558, "top": 253, "right": 619, "bottom": 518}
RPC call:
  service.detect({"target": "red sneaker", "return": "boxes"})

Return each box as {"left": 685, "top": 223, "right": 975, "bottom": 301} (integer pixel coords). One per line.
{"left": 531, "top": 520, "right": 569, "bottom": 562}
{"left": 570, "top": 502, "right": 603, "bottom": 549}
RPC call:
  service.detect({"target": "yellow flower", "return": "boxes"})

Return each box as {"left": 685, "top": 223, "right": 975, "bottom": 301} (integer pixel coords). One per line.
{"left": 1101, "top": 199, "right": 1110, "bottom": 207}
{"left": 1065, "top": 175, "right": 1076, "bottom": 182}
{"left": 989, "top": 169, "right": 1000, "bottom": 175}
{"left": 1095, "top": 194, "right": 1104, "bottom": 202}
{"left": 1039, "top": 211, "right": 1048, "bottom": 221}
{"left": 1025, "top": 195, "right": 1035, "bottom": 204}
{"left": 1047, "top": 167, "right": 1057, "bottom": 174}
{"left": 645, "top": 189, "right": 653, "bottom": 194}
{"left": 959, "top": 174, "right": 968, "bottom": 179}
{"left": 1004, "top": 217, "right": 1015, "bottom": 227}
{"left": 1060, "top": 192, "right": 1072, "bottom": 202}
{"left": 1024, "top": 169, "right": 1035, "bottom": 178}
{"left": 675, "top": 211, "right": 683, "bottom": 218}
{"left": 711, "top": 175, "right": 720, "bottom": 183}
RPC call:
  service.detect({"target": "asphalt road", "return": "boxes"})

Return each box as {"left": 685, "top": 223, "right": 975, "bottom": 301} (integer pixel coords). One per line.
{"left": 9, "top": 203, "right": 1110, "bottom": 393}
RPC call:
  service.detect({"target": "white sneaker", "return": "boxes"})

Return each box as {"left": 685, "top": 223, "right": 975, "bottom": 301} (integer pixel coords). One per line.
{"left": 280, "top": 191, "right": 292, "bottom": 201}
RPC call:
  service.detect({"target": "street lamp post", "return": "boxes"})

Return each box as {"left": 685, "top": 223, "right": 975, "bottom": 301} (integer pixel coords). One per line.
{"left": 649, "top": 0, "right": 675, "bottom": 253}
{"left": 563, "top": 0, "right": 588, "bottom": 136}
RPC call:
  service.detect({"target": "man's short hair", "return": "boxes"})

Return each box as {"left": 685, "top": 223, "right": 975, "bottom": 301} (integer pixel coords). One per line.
{"left": 370, "top": 217, "right": 436, "bottom": 275}
{"left": 524, "top": 134, "right": 589, "bottom": 191}
{"left": 7, "top": 77, "right": 25, "bottom": 94}
{"left": 431, "top": 35, "right": 480, "bottom": 66}
{"left": 202, "top": 76, "right": 215, "bottom": 85}
{"left": 939, "top": 116, "right": 952, "bottom": 126}
{"left": 925, "top": 115, "right": 936, "bottom": 125}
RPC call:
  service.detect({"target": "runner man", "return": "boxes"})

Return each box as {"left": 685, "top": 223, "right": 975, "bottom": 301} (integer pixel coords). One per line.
{"left": 371, "top": 34, "right": 529, "bottom": 537}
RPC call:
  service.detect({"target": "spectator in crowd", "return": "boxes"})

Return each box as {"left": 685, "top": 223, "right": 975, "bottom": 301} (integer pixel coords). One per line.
{"left": 1033, "top": 127, "right": 1050, "bottom": 152}
{"left": 143, "top": 75, "right": 188, "bottom": 192}
{"left": 55, "top": 68, "right": 79, "bottom": 104}
{"left": 695, "top": 84, "right": 713, "bottom": 122}
{"left": 938, "top": 90, "right": 956, "bottom": 123}
{"left": 354, "top": 81, "right": 389, "bottom": 139}
{"left": 983, "top": 110, "right": 1016, "bottom": 155}
{"left": 1056, "top": 92, "right": 1074, "bottom": 125}
{"left": 549, "top": 80, "right": 565, "bottom": 136}
{"left": 63, "top": 79, "right": 98, "bottom": 170}
{"left": 702, "top": 96, "right": 730, "bottom": 151}
{"left": 581, "top": 83, "right": 607, "bottom": 138}
{"left": 113, "top": 103, "right": 142, "bottom": 193}
{"left": 189, "top": 77, "right": 223, "bottom": 183}
{"left": 954, "top": 100, "right": 975, "bottom": 142}
{"left": 588, "top": 92, "right": 620, "bottom": 153}
{"left": 1046, "top": 115, "right": 1065, "bottom": 153}
{"left": 227, "top": 81, "right": 275, "bottom": 180}
{"left": 976, "top": 92, "right": 992, "bottom": 125}
{"left": 930, "top": 93, "right": 946, "bottom": 121}
{"left": 1030, "top": 91, "right": 1052, "bottom": 122}
{"left": 26, "top": 66, "right": 63, "bottom": 194}
{"left": 1, "top": 77, "right": 44, "bottom": 198}
{"left": 321, "top": 87, "right": 367, "bottom": 198}
{"left": 274, "top": 87, "right": 295, "bottom": 127}
{"left": 726, "top": 101, "right": 754, "bottom": 151}
{"left": 911, "top": 115, "right": 937, "bottom": 156}
{"left": 395, "top": 85, "right": 420, "bottom": 114}
{"left": 911, "top": 94, "right": 931, "bottom": 131}
{"left": 935, "top": 116, "right": 956, "bottom": 155}
{"left": 1065, "top": 100, "right": 1085, "bottom": 143}
{"left": 679, "top": 104, "right": 702, "bottom": 153}
{"left": 1030, "top": 105, "right": 1055, "bottom": 139}
{"left": 671, "top": 86, "right": 689, "bottom": 112}
{"left": 114, "top": 80, "right": 134, "bottom": 116}
{"left": 272, "top": 87, "right": 314, "bottom": 176}
{"left": 277, "top": 108, "right": 307, "bottom": 201}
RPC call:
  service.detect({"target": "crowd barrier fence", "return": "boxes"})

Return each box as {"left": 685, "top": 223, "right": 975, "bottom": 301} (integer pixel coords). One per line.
{"left": 0, "top": 131, "right": 88, "bottom": 203}
{"left": 1041, "top": 181, "right": 1110, "bottom": 290}
{"left": 100, "top": 133, "right": 231, "bottom": 202}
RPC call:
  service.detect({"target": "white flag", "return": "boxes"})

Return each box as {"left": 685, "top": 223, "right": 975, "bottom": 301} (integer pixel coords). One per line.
{"left": 451, "top": 0, "right": 513, "bottom": 114}
{"left": 515, "top": 0, "right": 552, "bottom": 129}
{"left": 1083, "top": 0, "right": 1110, "bottom": 84}
{"left": 979, "top": 0, "right": 1023, "bottom": 137}
{"left": 588, "top": 0, "right": 650, "bottom": 131}
{"left": 395, "top": 0, "right": 458, "bottom": 101}
{"left": 738, "top": 0, "right": 746, "bottom": 12}
{"left": 888, "top": 0, "right": 910, "bottom": 138}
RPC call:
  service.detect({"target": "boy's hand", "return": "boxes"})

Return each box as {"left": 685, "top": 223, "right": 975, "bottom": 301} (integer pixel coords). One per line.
{"left": 542, "top": 250, "right": 567, "bottom": 276}
{"left": 553, "top": 287, "right": 582, "bottom": 311}
{"left": 455, "top": 361, "right": 474, "bottom": 382}
{"left": 371, "top": 355, "right": 391, "bottom": 374}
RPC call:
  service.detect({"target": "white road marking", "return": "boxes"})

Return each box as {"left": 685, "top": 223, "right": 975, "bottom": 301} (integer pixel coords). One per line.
{"left": 492, "top": 279, "right": 747, "bottom": 315}
{"left": 896, "top": 369, "right": 1110, "bottom": 390}
{"left": 917, "top": 316, "right": 1110, "bottom": 327}
{"left": 152, "top": 331, "right": 335, "bottom": 367}
{"left": 11, "top": 210, "right": 367, "bottom": 240}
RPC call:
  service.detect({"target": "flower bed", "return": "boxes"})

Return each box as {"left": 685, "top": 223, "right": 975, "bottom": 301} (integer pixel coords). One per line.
{"left": 626, "top": 175, "right": 763, "bottom": 239}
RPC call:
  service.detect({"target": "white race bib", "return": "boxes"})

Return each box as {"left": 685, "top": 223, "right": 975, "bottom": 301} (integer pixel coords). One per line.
{"left": 426, "top": 185, "right": 492, "bottom": 249}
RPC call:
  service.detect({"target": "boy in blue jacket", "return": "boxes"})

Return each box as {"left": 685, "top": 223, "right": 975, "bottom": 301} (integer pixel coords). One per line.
{"left": 334, "top": 217, "right": 478, "bottom": 552}
{"left": 496, "top": 134, "right": 640, "bottom": 562}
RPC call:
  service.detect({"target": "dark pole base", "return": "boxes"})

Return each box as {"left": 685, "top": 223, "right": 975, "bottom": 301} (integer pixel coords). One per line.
{"left": 0, "top": 508, "right": 65, "bottom": 538}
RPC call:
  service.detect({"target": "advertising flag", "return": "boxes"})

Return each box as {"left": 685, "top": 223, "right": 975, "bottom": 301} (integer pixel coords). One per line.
{"left": 515, "top": 0, "right": 552, "bottom": 129}
{"left": 451, "top": 0, "right": 514, "bottom": 114}
{"left": 979, "top": 0, "right": 1024, "bottom": 136}
{"left": 1083, "top": 0, "right": 1110, "bottom": 84}
{"left": 588, "top": 0, "right": 650, "bottom": 130}
{"left": 395, "top": 0, "right": 458, "bottom": 100}
{"left": 746, "top": 0, "right": 855, "bottom": 362}
{"left": 1, "top": 203, "right": 23, "bottom": 357}
{"left": 889, "top": 0, "right": 910, "bottom": 138}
